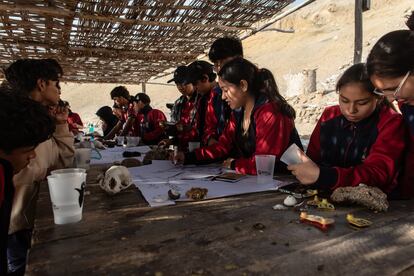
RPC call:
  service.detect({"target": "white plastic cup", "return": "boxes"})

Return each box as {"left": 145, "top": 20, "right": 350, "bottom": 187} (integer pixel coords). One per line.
{"left": 126, "top": 136, "right": 140, "bottom": 147}
{"left": 255, "top": 155, "right": 276, "bottom": 184}
{"left": 116, "top": 136, "right": 125, "bottom": 146}
{"left": 188, "top": 141, "right": 200, "bottom": 152}
{"left": 51, "top": 168, "right": 86, "bottom": 175}
{"left": 75, "top": 148, "right": 91, "bottom": 170}
{"left": 47, "top": 172, "right": 87, "bottom": 224}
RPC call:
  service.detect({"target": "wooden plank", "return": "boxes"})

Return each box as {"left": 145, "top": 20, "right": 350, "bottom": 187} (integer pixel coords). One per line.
{"left": 26, "top": 167, "right": 414, "bottom": 275}
{"left": 0, "top": 3, "right": 253, "bottom": 31}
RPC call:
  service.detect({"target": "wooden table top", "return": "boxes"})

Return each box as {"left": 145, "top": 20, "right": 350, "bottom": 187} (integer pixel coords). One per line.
{"left": 27, "top": 167, "right": 414, "bottom": 275}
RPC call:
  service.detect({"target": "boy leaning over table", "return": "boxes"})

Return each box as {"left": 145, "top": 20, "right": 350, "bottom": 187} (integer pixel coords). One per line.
{"left": 4, "top": 58, "right": 75, "bottom": 275}
{"left": 0, "top": 90, "right": 56, "bottom": 275}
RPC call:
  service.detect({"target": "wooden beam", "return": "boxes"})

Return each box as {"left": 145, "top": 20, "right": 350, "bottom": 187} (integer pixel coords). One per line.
{"left": 0, "top": 39, "right": 196, "bottom": 61}
{"left": 0, "top": 3, "right": 253, "bottom": 31}
{"left": 354, "top": 0, "right": 363, "bottom": 64}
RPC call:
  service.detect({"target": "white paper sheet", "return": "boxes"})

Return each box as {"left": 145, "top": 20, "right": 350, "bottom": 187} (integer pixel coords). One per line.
{"left": 90, "top": 146, "right": 151, "bottom": 165}
{"left": 134, "top": 168, "right": 293, "bottom": 207}
{"left": 128, "top": 161, "right": 223, "bottom": 182}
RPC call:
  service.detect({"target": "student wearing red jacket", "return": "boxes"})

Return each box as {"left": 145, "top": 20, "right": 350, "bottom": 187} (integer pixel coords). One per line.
{"left": 288, "top": 64, "right": 406, "bottom": 195}
{"left": 63, "top": 101, "right": 83, "bottom": 135}
{"left": 187, "top": 61, "right": 231, "bottom": 146}
{"left": 159, "top": 66, "right": 200, "bottom": 150}
{"left": 106, "top": 86, "right": 136, "bottom": 139}
{"left": 367, "top": 28, "right": 414, "bottom": 198}
{"left": 208, "top": 36, "right": 244, "bottom": 74}
{"left": 132, "top": 93, "right": 167, "bottom": 145}
{"left": 0, "top": 91, "right": 55, "bottom": 275}
{"left": 175, "top": 58, "right": 302, "bottom": 174}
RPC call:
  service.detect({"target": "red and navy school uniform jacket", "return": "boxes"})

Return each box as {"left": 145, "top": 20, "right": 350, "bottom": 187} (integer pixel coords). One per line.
{"left": 132, "top": 105, "right": 167, "bottom": 145}
{"left": 120, "top": 100, "right": 137, "bottom": 135}
{"left": 186, "top": 96, "right": 302, "bottom": 175}
{"left": 172, "top": 93, "right": 200, "bottom": 150}
{"left": 0, "top": 158, "right": 14, "bottom": 275}
{"left": 121, "top": 100, "right": 136, "bottom": 123}
{"left": 306, "top": 105, "right": 406, "bottom": 194}
{"left": 397, "top": 103, "right": 414, "bottom": 198}
{"left": 67, "top": 112, "right": 83, "bottom": 133}
{"left": 202, "top": 86, "right": 231, "bottom": 145}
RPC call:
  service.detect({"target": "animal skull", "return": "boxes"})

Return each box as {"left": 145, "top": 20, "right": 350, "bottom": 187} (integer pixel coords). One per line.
{"left": 99, "top": 165, "right": 132, "bottom": 195}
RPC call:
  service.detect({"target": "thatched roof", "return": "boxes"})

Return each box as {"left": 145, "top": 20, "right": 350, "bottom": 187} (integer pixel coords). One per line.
{"left": 0, "top": 0, "right": 293, "bottom": 84}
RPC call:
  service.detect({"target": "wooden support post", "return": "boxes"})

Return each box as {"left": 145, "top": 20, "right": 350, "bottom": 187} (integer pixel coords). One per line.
{"left": 142, "top": 82, "right": 146, "bottom": 94}
{"left": 302, "top": 69, "right": 317, "bottom": 94}
{"left": 354, "top": 0, "right": 363, "bottom": 64}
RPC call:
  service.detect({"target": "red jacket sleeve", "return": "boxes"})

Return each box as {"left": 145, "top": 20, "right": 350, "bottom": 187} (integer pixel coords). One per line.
{"left": 195, "top": 103, "right": 295, "bottom": 175}
{"left": 306, "top": 118, "right": 322, "bottom": 163}
{"left": 143, "top": 109, "right": 167, "bottom": 143}
{"left": 234, "top": 103, "right": 294, "bottom": 174}
{"left": 72, "top": 113, "right": 83, "bottom": 127}
{"left": 177, "top": 99, "right": 200, "bottom": 149}
{"left": 202, "top": 92, "right": 218, "bottom": 145}
{"left": 132, "top": 113, "right": 142, "bottom": 137}
{"left": 318, "top": 110, "right": 406, "bottom": 193}
{"left": 195, "top": 114, "right": 236, "bottom": 161}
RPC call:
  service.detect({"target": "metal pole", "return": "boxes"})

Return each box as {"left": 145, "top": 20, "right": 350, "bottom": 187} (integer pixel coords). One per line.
{"left": 354, "top": 0, "right": 363, "bottom": 64}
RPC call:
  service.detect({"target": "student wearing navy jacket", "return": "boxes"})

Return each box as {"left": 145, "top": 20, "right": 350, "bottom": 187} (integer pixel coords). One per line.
{"left": 132, "top": 93, "right": 167, "bottom": 145}
{"left": 175, "top": 58, "right": 302, "bottom": 175}
{"left": 0, "top": 90, "right": 55, "bottom": 275}
{"left": 288, "top": 64, "right": 406, "bottom": 195}
{"left": 367, "top": 27, "right": 414, "bottom": 198}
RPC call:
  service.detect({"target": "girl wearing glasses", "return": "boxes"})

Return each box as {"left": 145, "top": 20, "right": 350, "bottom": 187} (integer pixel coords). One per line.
{"left": 288, "top": 63, "right": 406, "bottom": 196}
{"left": 366, "top": 27, "right": 414, "bottom": 198}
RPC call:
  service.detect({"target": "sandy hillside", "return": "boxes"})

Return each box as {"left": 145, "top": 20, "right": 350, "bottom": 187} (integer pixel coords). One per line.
{"left": 61, "top": 0, "right": 414, "bottom": 135}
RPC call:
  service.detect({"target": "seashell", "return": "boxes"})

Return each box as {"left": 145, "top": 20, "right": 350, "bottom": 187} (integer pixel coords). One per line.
{"left": 283, "top": 195, "right": 298, "bottom": 207}
{"left": 120, "top": 158, "right": 142, "bottom": 168}
{"left": 168, "top": 189, "right": 181, "bottom": 200}
{"left": 273, "top": 204, "right": 288, "bottom": 210}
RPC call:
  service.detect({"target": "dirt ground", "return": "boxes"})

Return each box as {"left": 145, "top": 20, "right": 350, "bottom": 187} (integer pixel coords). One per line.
{"left": 61, "top": 0, "right": 414, "bottom": 136}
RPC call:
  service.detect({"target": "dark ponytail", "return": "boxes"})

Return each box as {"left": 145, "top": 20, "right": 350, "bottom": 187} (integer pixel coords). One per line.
{"left": 255, "top": 68, "right": 296, "bottom": 119}
{"left": 406, "top": 11, "right": 414, "bottom": 31}
{"left": 218, "top": 58, "right": 296, "bottom": 119}
{"left": 337, "top": 63, "right": 395, "bottom": 111}
{"left": 366, "top": 30, "right": 414, "bottom": 78}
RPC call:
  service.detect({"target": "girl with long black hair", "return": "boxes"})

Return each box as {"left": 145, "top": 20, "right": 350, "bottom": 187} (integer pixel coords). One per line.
{"left": 175, "top": 58, "right": 302, "bottom": 175}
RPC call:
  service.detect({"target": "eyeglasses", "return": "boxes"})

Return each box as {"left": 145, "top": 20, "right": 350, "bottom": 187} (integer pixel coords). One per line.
{"left": 373, "top": 71, "right": 411, "bottom": 99}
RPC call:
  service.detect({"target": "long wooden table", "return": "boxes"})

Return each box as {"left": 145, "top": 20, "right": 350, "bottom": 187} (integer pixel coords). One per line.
{"left": 27, "top": 166, "right": 414, "bottom": 275}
